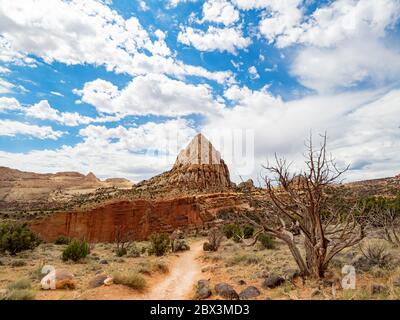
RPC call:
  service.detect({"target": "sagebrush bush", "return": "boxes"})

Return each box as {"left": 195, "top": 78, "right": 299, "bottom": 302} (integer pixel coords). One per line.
{"left": 0, "top": 223, "right": 41, "bottom": 255}
{"left": 243, "top": 225, "right": 254, "bottom": 239}
{"left": 148, "top": 233, "right": 170, "bottom": 256}
{"left": 258, "top": 233, "right": 276, "bottom": 249}
{"left": 223, "top": 224, "right": 242, "bottom": 240}
{"left": 127, "top": 244, "right": 141, "bottom": 258}
{"left": 62, "top": 239, "right": 90, "bottom": 262}
{"left": 54, "top": 235, "right": 71, "bottom": 245}
{"left": 1, "top": 278, "right": 35, "bottom": 301}
{"left": 112, "top": 272, "right": 146, "bottom": 290}
{"left": 203, "top": 242, "right": 214, "bottom": 251}
{"left": 361, "top": 244, "right": 392, "bottom": 268}
{"left": 7, "top": 278, "right": 31, "bottom": 291}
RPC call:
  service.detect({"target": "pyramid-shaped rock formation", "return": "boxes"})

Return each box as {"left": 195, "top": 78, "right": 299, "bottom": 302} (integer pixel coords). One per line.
{"left": 168, "top": 133, "right": 231, "bottom": 189}
{"left": 136, "top": 134, "right": 231, "bottom": 192}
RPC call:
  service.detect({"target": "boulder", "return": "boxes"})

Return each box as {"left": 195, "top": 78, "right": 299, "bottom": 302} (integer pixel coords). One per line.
{"left": 196, "top": 288, "right": 212, "bottom": 300}
{"left": 197, "top": 279, "right": 210, "bottom": 290}
{"left": 41, "top": 269, "right": 75, "bottom": 290}
{"left": 262, "top": 274, "right": 285, "bottom": 289}
{"left": 215, "top": 283, "right": 239, "bottom": 300}
{"left": 88, "top": 274, "right": 108, "bottom": 289}
{"left": 239, "top": 286, "right": 260, "bottom": 299}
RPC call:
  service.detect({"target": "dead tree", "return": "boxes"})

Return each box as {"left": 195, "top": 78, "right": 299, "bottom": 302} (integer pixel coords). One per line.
{"left": 368, "top": 207, "right": 400, "bottom": 247}
{"left": 114, "top": 225, "right": 134, "bottom": 252}
{"left": 241, "top": 134, "right": 365, "bottom": 279}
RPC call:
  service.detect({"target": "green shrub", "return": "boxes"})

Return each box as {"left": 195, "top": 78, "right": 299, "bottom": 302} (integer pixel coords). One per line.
{"left": 116, "top": 247, "right": 127, "bottom": 257}
{"left": 54, "top": 235, "right": 71, "bottom": 245}
{"left": 203, "top": 242, "right": 214, "bottom": 251}
{"left": 258, "top": 233, "right": 276, "bottom": 249}
{"left": 243, "top": 225, "right": 254, "bottom": 239}
{"left": 148, "top": 233, "right": 170, "bottom": 256}
{"left": 223, "top": 224, "right": 241, "bottom": 239}
{"left": 112, "top": 272, "right": 146, "bottom": 290}
{"left": 0, "top": 223, "right": 41, "bottom": 255}
{"left": 62, "top": 239, "right": 90, "bottom": 262}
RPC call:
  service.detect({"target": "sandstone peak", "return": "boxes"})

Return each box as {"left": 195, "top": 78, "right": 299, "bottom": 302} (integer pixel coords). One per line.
{"left": 175, "top": 133, "right": 222, "bottom": 167}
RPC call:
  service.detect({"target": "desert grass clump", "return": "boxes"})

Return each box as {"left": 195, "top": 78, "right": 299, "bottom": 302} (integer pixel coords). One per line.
{"left": 258, "top": 233, "right": 276, "bottom": 250}
{"left": 62, "top": 239, "right": 90, "bottom": 262}
{"left": 112, "top": 272, "right": 146, "bottom": 290}
{"left": 1, "top": 278, "right": 35, "bottom": 300}
{"left": 0, "top": 222, "right": 41, "bottom": 255}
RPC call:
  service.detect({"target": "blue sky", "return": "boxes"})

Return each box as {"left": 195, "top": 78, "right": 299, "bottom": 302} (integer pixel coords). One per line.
{"left": 0, "top": 0, "right": 399, "bottom": 182}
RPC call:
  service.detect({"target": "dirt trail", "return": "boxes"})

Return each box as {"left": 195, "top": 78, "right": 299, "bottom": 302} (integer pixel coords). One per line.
{"left": 143, "top": 240, "right": 204, "bottom": 300}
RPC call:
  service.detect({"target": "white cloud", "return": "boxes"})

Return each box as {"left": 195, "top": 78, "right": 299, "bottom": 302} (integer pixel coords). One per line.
{"left": 202, "top": 0, "right": 240, "bottom": 26}
{"left": 0, "top": 119, "right": 197, "bottom": 181}
{"left": 74, "top": 73, "right": 224, "bottom": 116}
{"left": 203, "top": 85, "right": 400, "bottom": 182}
{"left": 0, "top": 78, "right": 14, "bottom": 93}
{"left": 0, "top": 119, "right": 64, "bottom": 140}
{"left": 0, "top": 96, "right": 22, "bottom": 112}
{"left": 138, "top": 0, "right": 149, "bottom": 11}
{"left": 248, "top": 66, "right": 260, "bottom": 80}
{"left": 291, "top": 39, "right": 400, "bottom": 93}
{"left": 178, "top": 26, "right": 251, "bottom": 54}
{"left": 0, "top": 66, "right": 11, "bottom": 73}
{"left": 167, "top": 0, "right": 198, "bottom": 8}
{"left": 0, "top": 0, "right": 230, "bottom": 83}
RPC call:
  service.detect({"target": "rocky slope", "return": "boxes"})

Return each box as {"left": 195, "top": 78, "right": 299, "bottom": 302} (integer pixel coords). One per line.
{"left": 0, "top": 167, "right": 133, "bottom": 211}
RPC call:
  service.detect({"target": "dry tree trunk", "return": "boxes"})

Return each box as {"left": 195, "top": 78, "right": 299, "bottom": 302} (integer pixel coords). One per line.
{"left": 240, "top": 133, "right": 365, "bottom": 279}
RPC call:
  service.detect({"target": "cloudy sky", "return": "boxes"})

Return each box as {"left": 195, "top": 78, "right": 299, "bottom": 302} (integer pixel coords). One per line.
{"left": 0, "top": 0, "right": 399, "bottom": 183}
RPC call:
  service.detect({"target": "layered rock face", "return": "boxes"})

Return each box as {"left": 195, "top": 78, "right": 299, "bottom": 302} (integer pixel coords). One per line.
{"left": 136, "top": 134, "right": 231, "bottom": 192}
{"left": 30, "top": 193, "right": 248, "bottom": 241}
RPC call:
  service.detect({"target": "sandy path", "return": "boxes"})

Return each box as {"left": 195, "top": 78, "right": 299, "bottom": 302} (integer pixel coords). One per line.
{"left": 143, "top": 240, "right": 204, "bottom": 300}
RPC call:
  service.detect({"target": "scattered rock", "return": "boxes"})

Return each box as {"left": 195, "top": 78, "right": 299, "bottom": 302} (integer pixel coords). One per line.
{"left": 215, "top": 283, "right": 239, "bottom": 300}
{"left": 196, "top": 288, "right": 212, "bottom": 299}
{"left": 0, "top": 259, "right": 4, "bottom": 266}
{"left": 371, "top": 284, "right": 387, "bottom": 295}
{"left": 99, "top": 259, "right": 108, "bottom": 265}
{"left": 237, "top": 279, "right": 246, "bottom": 285}
{"left": 393, "top": 277, "right": 400, "bottom": 287}
{"left": 239, "top": 286, "right": 260, "bottom": 299}
{"left": 104, "top": 277, "right": 113, "bottom": 286}
{"left": 41, "top": 269, "right": 75, "bottom": 290}
{"left": 197, "top": 279, "right": 210, "bottom": 290}
{"left": 262, "top": 274, "right": 285, "bottom": 289}
{"left": 284, "top": 269, "right": 300, "bottom": 281}
{"left": 88, "top": 274, "right": 108, "bottom": 289}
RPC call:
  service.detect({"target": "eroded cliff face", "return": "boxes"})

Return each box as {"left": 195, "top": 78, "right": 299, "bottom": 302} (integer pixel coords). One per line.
{"left": 30, "top": 193, "right": 248, "bottom": 242}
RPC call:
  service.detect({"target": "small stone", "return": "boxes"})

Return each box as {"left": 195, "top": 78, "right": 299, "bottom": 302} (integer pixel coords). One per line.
{"left": 284, "top": 269, "right": 300, "bottom": 281}
{"left": 99, "top": 259, "right": 108, "bottom": 265}
{"left": 196, "top": 288, "right": 212, "bottom": 299}
{"left": 239, "top": 286, "right": 260, "bottom": 299}
{"left": 88, "top": 274, "right": 108, "bottom": 289}
{"left": 262, "top": 274, "right": 285, "bottom": 289}
{"left": 371, "top": 284, "right": 387, "bottom": 295}
{"left": 215, "top": 283, "right": 239, "bottom": 300}
{"left": 104, "top": 277, "right": 113, "bottom": 286}
{"left": 237, "top": 280, "right": 246, "bottom": 285}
